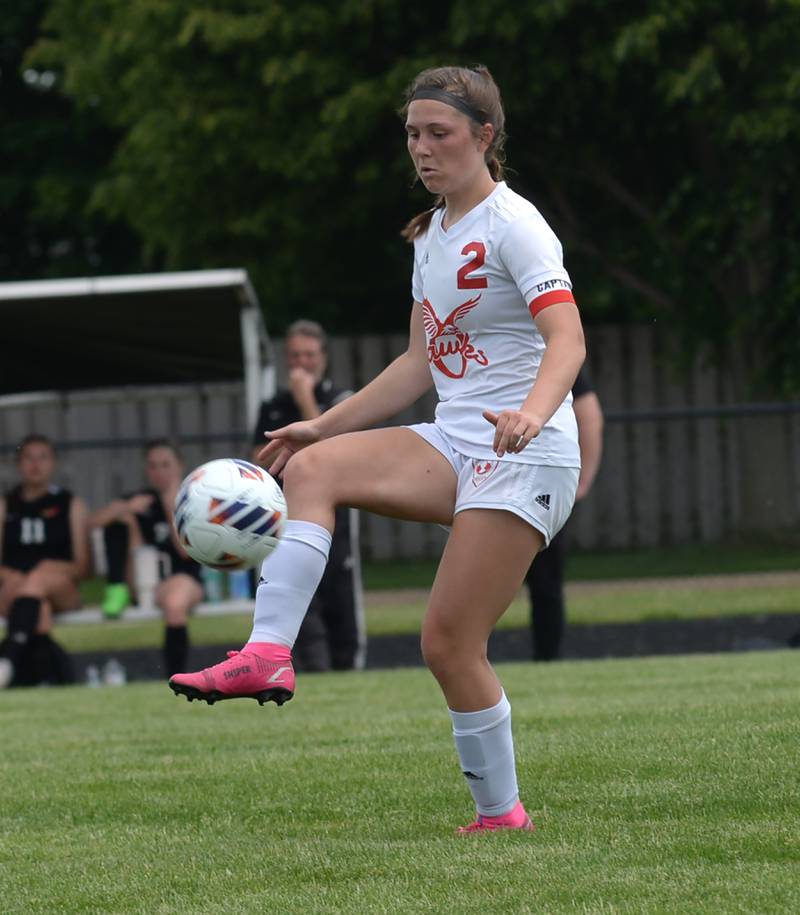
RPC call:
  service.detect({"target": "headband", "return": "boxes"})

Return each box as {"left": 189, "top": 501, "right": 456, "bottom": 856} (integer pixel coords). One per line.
{"left": 408, "top": 88, "right": 486, "bottom": 125}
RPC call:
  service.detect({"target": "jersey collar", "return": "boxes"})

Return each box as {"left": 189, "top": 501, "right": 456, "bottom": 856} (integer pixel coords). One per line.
{"left": 438, "top": 181, "right": 506, "bottom": 238}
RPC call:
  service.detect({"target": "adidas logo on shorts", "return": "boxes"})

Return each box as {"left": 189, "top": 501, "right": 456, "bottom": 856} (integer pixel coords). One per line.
{"left": 534, "top": 493, "right": 551, "bottom": 510}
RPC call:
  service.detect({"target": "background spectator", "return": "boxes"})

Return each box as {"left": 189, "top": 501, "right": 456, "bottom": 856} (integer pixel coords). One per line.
{"left": 0, "top": 435, "right": 89, "bottom": 687}
{"left": 525, "top": 367, "right": 604, "bottom": 660}
{"left": 88, "top": 440, "right": 203, "bottom": 677}
{"left": 252, "top": 320, "right": 365, "bottom": 671}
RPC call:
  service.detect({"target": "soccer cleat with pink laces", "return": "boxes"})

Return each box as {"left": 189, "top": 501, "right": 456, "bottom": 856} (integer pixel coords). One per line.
{"left": 456, "top": 800, "right": 535, "bottom": 835}
{"left": 168, "top": 642, "right": 294, "bottom": 706}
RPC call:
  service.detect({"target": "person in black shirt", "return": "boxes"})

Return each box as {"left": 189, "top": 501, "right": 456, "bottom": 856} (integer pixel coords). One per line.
{"left": 0, "top": 435, "right": 90, "bottom": 687}
{"left": 89, "top": 440, "right": 203, "bottom": 677}
{"left": 251, "top": 320, "right": 365, "bottom": 671}
{"left": 524, "top": 366, "right": 604, "bottom": 660}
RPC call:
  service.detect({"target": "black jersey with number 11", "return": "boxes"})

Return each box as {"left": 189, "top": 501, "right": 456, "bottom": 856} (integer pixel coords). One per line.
{"left": 1, "top": 485, "right": 74, "bottom": 572}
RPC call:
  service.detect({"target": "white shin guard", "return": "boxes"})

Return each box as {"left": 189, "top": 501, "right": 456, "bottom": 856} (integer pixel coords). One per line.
{"left": 449, "top": 692, "right": 519, "bottom": 817}
{"left": 247, "top": 520, "right": 332, "bottom": 649}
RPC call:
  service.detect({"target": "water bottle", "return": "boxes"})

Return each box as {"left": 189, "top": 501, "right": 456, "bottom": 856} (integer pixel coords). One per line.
{"left": 133, "top": 546, "right": 160, "bottom": 610}
{"left": 202, "top": 567, "right": 226, "bottom": 602}
{"left": 228, "top": 569, "right": 252, "bottom": 600}
{"left": 85, "top": 665, "right": 101, "bottom": 688}
{"left": 102, "top": 658, "right": 127, "bottom": 686}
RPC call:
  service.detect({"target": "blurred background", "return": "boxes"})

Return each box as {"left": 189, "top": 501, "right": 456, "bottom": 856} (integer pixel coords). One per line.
{"left": 2, "top": 0, "right": 799, "bottom": 563}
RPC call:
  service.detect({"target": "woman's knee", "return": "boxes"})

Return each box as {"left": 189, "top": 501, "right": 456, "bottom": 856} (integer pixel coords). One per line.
{"left": 161, "top": 598, "right": 189, "bottom": 625}
{"left": 159, "top": 588, "right": 189, "bottom": 624}
{"left": 420, "top": 618, "right": 487, "bottom": 681}
{"left": 420, "top": 630, "right": 448, "bottom": 679}
{"left": 158, "top": 577, "right": 200, "bottom": 624}
{"left": 282, "top": 446, "right": 330, "bottom": 495}
{"left": 16, "top": 569, "right": 49, "bottom": 599}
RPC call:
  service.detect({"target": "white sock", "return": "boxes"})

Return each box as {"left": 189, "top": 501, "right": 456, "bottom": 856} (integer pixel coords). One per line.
{"left": 247, "top": 520, "right": 332, "bottom": 648}
{"left": 449, "top": 692, "right": 519, "bottom": 817}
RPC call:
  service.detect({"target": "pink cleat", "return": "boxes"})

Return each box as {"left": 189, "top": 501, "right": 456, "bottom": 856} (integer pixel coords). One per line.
{"left": 168, "top": 642, "right": 294, "bottom": 707}
{"left": 456, "top": 800, "right": 535, "bottom": 835}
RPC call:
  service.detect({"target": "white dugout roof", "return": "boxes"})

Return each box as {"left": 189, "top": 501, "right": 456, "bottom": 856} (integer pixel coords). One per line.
{"left": 0, "top": 269, "right": 275, "bottom": 428}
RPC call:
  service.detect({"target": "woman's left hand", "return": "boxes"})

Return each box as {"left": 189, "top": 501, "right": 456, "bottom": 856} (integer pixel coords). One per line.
{"left": 257, "top": 419, "right": 322, "bottom": 477}
{"left": 482, "top": 409, "right": 543, "bottom": 457}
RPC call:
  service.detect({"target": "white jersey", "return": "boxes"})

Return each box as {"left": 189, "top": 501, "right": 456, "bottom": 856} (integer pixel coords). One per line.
{"left": 411, "top": 181, "right": 580, "bottom": 467}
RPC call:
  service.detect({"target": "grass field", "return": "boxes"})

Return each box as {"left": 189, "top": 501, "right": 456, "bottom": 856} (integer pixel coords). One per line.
{"left": 57, "top": 577, "right": 800, "bottom": 654}
{"left": 62, "top": 540, "right": 800, "bottom": 654}
{"left": 359, "top": 541, "right": 800, "bottom": 589}
{"left": 76, "top": 540, "right": 800, "bottom": 604}
{"left": 1, "top": 651, "right": 798, "bottom": 913}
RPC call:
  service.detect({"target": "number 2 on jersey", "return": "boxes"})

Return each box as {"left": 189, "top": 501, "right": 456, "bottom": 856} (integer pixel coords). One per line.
{"left": 457, "top": 242, "right": 488, "bottom": 290}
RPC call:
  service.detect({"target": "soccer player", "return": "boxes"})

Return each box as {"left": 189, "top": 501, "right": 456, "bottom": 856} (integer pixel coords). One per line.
{"left": 171, "top": 65, "right": 585, "bottom": 834}
{"left": 89, "top": 440, "right": 203, "bottom": 677}
{"left": 250, "top": 319, "right": 364, "bottom": 672}
{"left": 0, "top": 435, "right": 90, "bottom": 688}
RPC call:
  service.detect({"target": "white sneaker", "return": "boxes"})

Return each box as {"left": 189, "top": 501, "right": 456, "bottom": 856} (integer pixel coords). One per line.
{"left": 0, "top": 657, "right": 14, "bottom": 689}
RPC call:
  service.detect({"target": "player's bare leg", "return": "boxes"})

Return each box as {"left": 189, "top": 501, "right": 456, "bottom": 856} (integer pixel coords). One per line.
{"left": 423, "top": 509, "right": 542, "bottom": 709}
{"left": 421, "top": 509, "right": 543, "bottom": 833}
{"left": 15, "top": 563, "right": 81, "bottom": 632}
{"left": 0, "top": 568, "right": 25, "bottom": 618}
{"left": 157, "top": 573, "right": 203, "bottom": 677}
{"left": 0, "top": 564, "right": 80, "bottom": 687}
{"left": 157, "top": 574, "right": 202, "bottom": 628}
{"left": 283, "top": 427, "right": 456, "bottom": 528}
{"left": 169, "top": 428, "right": 457, "bottom": 705}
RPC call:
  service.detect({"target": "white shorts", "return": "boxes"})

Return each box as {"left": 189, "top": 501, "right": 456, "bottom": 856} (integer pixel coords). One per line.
{"left": 406, "top": 422, "right": 579, "bottom": 548}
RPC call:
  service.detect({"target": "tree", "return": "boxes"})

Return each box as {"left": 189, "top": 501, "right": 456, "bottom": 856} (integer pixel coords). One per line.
{"left": 29, "top": 0, "right": 441, "bottom": 332}
{"left": 478, "top": 0, "right": 800, "bottom": 394}
{"left": 0, "top": 0, "right": 141, "bottom": 282}
{"left": 27, "top": 0, "right": 800, "bottom": 391}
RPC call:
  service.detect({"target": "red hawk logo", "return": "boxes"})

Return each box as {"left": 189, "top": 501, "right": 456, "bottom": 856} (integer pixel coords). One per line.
{"left": 423, "top": 296, "right": 489, "bottom": 379}
{"left": 471, "top": 460, "right": 498, "bottom": 487}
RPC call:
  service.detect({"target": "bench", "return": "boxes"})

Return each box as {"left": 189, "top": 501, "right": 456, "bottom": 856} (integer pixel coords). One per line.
{"left": 57, "top": 599, "right": 253, "bottom": 625}
{"left": 0, "top": 599, "right": 253, "bottom": 630}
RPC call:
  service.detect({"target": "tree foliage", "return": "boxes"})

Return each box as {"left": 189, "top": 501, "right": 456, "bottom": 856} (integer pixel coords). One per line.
{"left": 17, "top": 0, "right": 800, "bottom": 390}
{"left": 0, "top": 0, "right": 141, "bottom": 281}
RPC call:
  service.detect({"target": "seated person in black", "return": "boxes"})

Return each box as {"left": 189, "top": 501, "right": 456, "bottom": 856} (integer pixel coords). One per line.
{"left": 88, "top": 440, "right": 203, "bottom": 677}
{"left": 0, "top": 435, "right": 90, "bottom": 688}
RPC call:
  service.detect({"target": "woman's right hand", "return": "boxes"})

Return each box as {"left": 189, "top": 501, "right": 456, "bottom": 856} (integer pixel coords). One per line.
{"left": 257, "top": 420, "right": 322, "bottom": 476}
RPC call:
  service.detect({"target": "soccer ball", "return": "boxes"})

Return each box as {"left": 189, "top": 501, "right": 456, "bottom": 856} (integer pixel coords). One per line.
{"left": 174, "top": 459, "right": 286, "bottom": 570}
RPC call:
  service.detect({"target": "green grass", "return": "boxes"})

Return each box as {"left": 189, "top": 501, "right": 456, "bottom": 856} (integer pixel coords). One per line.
{"left": 57, "top": 581, "right": 800, "bottom": 653}
{"left": 1, "top": 652, "right": 798, "bottom": 913}
{"left": 566, "top": 540, "right": 800, "bottom": 581}
{"left": 76, "top": 540, "right": 800, "bottom": 606}
{"left": 361, "top": 540, "right": 800, "bottom": 590}
{"left": 64, "top": 538, "right": 800, "bottom": 654}
{"left": 356, "top": 583, "right": 800, "bottom": 637}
